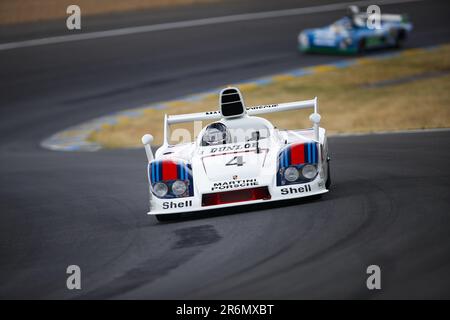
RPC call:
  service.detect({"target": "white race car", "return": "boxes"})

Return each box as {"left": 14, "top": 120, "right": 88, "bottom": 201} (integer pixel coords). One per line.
{"left": 141, "top": 87, "right": 331, "bottom": 221}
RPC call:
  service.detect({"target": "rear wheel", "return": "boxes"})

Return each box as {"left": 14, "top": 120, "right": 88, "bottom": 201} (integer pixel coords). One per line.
{"left": 325, "top": 159, "right": 331, "bottom": 189}
{"left": 155, "top": 213, "right": 180, "bottom": 222}
{"left": 358, "top": 38, "right": 366, "bottom": 54}
{"left": 394, "top": 29, "right": 407, "bottom": 48}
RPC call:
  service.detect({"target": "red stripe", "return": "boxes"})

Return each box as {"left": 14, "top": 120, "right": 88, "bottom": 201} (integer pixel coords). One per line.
{"left": 162, "top": 161, "right": 178, "bottom": 181}
{"left": 290, "top": 143, "right": 305, "bottom": 165}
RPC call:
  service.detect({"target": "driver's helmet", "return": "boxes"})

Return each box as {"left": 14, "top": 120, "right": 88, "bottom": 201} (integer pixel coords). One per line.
{"left": 340, "top": 16, "right": 352, "bottom": 29}
{"left": 347, "top": 5, "right": 359, "bottom": 17}
{"left": 201, "top": 122, "right": 230, "bottom": 146}
{"left": 345, "top": 5, "right": 360, "bottom": 28}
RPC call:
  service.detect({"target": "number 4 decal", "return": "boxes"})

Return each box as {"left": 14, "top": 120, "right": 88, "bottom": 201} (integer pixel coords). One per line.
{"left": 226, "top": 156, "right": 245, "bottom": 166}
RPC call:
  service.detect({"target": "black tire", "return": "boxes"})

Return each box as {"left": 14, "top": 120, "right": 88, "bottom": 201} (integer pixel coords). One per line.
{"left": 394, "top": 29, "right": 407, "bottom": 48}
{"left": 155, "top": 213, "right": 179, "bottom": 222}
{"left": 358, "top": 38, "right": 366, "bottom": 54}
{"left": 325, "top": 160, "right": 331, "bottom": 189}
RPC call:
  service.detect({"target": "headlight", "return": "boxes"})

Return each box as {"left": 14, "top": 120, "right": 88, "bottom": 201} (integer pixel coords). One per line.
{"left": 153, "top": 182, "right": 168, "bottom": 197}
{"left": 302, "top": 164, "right": 317, "bottom": 179}
{"left": 299, "top": 33, "right": 309, "bottom": 48}
{"left": 284, "top": 166, "right": 299, "bottom": 182}
{"left": 172, "top": 180, "right": 187, "bottom": 196}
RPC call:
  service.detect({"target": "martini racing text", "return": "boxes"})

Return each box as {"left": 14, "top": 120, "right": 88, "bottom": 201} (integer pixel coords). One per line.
{"left": 211, "top": 178, "right": 258, "bottom": 191}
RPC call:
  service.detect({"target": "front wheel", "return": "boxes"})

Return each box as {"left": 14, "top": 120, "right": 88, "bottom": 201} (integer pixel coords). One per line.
{"left": 155, "top": 213, "right": 180, "bottom": 222}
{"left": 394, "top": 29, "right": 407, "bottom": 48}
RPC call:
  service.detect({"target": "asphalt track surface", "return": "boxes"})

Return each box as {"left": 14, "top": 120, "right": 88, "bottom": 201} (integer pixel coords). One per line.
{"left": 0, "top": 0, "right": 450, "bottom": 299}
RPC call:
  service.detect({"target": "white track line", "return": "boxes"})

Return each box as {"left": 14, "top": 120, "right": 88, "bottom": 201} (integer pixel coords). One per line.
{"left": 0, "top": 0, "right": 423, "bottom": 51}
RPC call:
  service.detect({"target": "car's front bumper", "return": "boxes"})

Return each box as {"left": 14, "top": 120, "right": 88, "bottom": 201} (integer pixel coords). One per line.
{"left": 147, "top": 177, "right": 328, "bottom": 215}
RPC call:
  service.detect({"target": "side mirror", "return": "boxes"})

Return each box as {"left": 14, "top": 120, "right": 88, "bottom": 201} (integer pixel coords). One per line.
{"left": 309, "top": 113, "right": 321, "bottom": 124}
{"left": 141, "top": 134, "right": 154, "bottom": 162}
{"left": 309, "top": 113, "right": 321, "bottom": 141}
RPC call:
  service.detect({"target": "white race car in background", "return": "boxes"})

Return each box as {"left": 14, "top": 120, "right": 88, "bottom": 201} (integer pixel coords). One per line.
{"left": 142, "top": 87, "right": 331, "bottom": 221}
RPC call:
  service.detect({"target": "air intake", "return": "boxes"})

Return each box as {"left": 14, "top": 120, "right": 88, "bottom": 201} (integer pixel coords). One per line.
{"left": 202, "top": 187, "right": 271, "bottom": 207}
{"left": 219, "top": 87, "right": 246, "bottom": 118}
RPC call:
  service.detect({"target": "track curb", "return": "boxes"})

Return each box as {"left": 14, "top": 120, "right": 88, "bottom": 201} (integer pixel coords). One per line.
{"left": 41, "top": 45, "right": 441, "bottom": 151}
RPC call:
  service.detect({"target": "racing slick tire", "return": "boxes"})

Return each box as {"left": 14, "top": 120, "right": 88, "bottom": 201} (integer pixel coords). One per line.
{"left": 325, "top": 159, "right": 331, "bottom": 189}
{"left": 155, "top": 213, "right": 180, "bottom": 222}
{"left": 357, "top": 38, "right": 366, "bottom": 54}
{"left": 394, "top": 29, "right": 407, "bottom": 48}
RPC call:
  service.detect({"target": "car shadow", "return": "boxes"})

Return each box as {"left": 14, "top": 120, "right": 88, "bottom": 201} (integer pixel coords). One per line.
{"left": 156, "top": 194, "right": 326, "bottom": 224}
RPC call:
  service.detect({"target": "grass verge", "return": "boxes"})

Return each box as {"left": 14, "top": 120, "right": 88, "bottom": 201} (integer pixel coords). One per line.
{"left": 89, "top": 45, "right": 450, "bottom": 149}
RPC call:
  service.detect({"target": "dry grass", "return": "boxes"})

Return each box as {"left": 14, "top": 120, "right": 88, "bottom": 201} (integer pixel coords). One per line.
{"left": 0, "top": 0, "right": 218, "bottom": 25}
{"left": 89, "top": 45, "right": 450, "bottom": 149}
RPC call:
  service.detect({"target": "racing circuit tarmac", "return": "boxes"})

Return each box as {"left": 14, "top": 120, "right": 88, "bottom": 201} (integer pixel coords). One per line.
{"left": 1, "top": 0, "right": 450, "bottom": 299}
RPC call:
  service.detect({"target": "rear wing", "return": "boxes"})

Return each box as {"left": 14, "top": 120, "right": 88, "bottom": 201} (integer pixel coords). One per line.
{"left": 380, "top": 13, "right": 408, "bottom": 23}
{"left": 163, "top": 97, "right": 321, "bottom": 144}
{"left": 354, "top": 12, "right": 410, "bottom": 24}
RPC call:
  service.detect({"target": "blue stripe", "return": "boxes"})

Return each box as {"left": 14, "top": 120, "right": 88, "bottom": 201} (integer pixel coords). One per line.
{"left": 151, "top": 162, "right": 155, "bottom": 183}
{"left": 308, "top": 143, "right": 311, "bottom": 163}
{"left": 308, "top": 142, "right": 311, "bottom": 163}
{"left": 155, "top": 161, "right": 160, "bottom": 182}
{"left": 284, "top": 149, "right": 288, "bottom": 167}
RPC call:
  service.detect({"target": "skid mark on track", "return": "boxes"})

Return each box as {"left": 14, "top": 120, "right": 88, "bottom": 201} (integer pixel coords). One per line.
{"left": 172, "top": 225, "right": 221, "bottom": 249}
{"left": 79, "top": 224, "right": 220, "bottom": 298}
{"left": 192, "top": 179, "right": 395, "bottom": 298}
{"left": 79, "top": 250, "right": 197, "bottom": 299}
